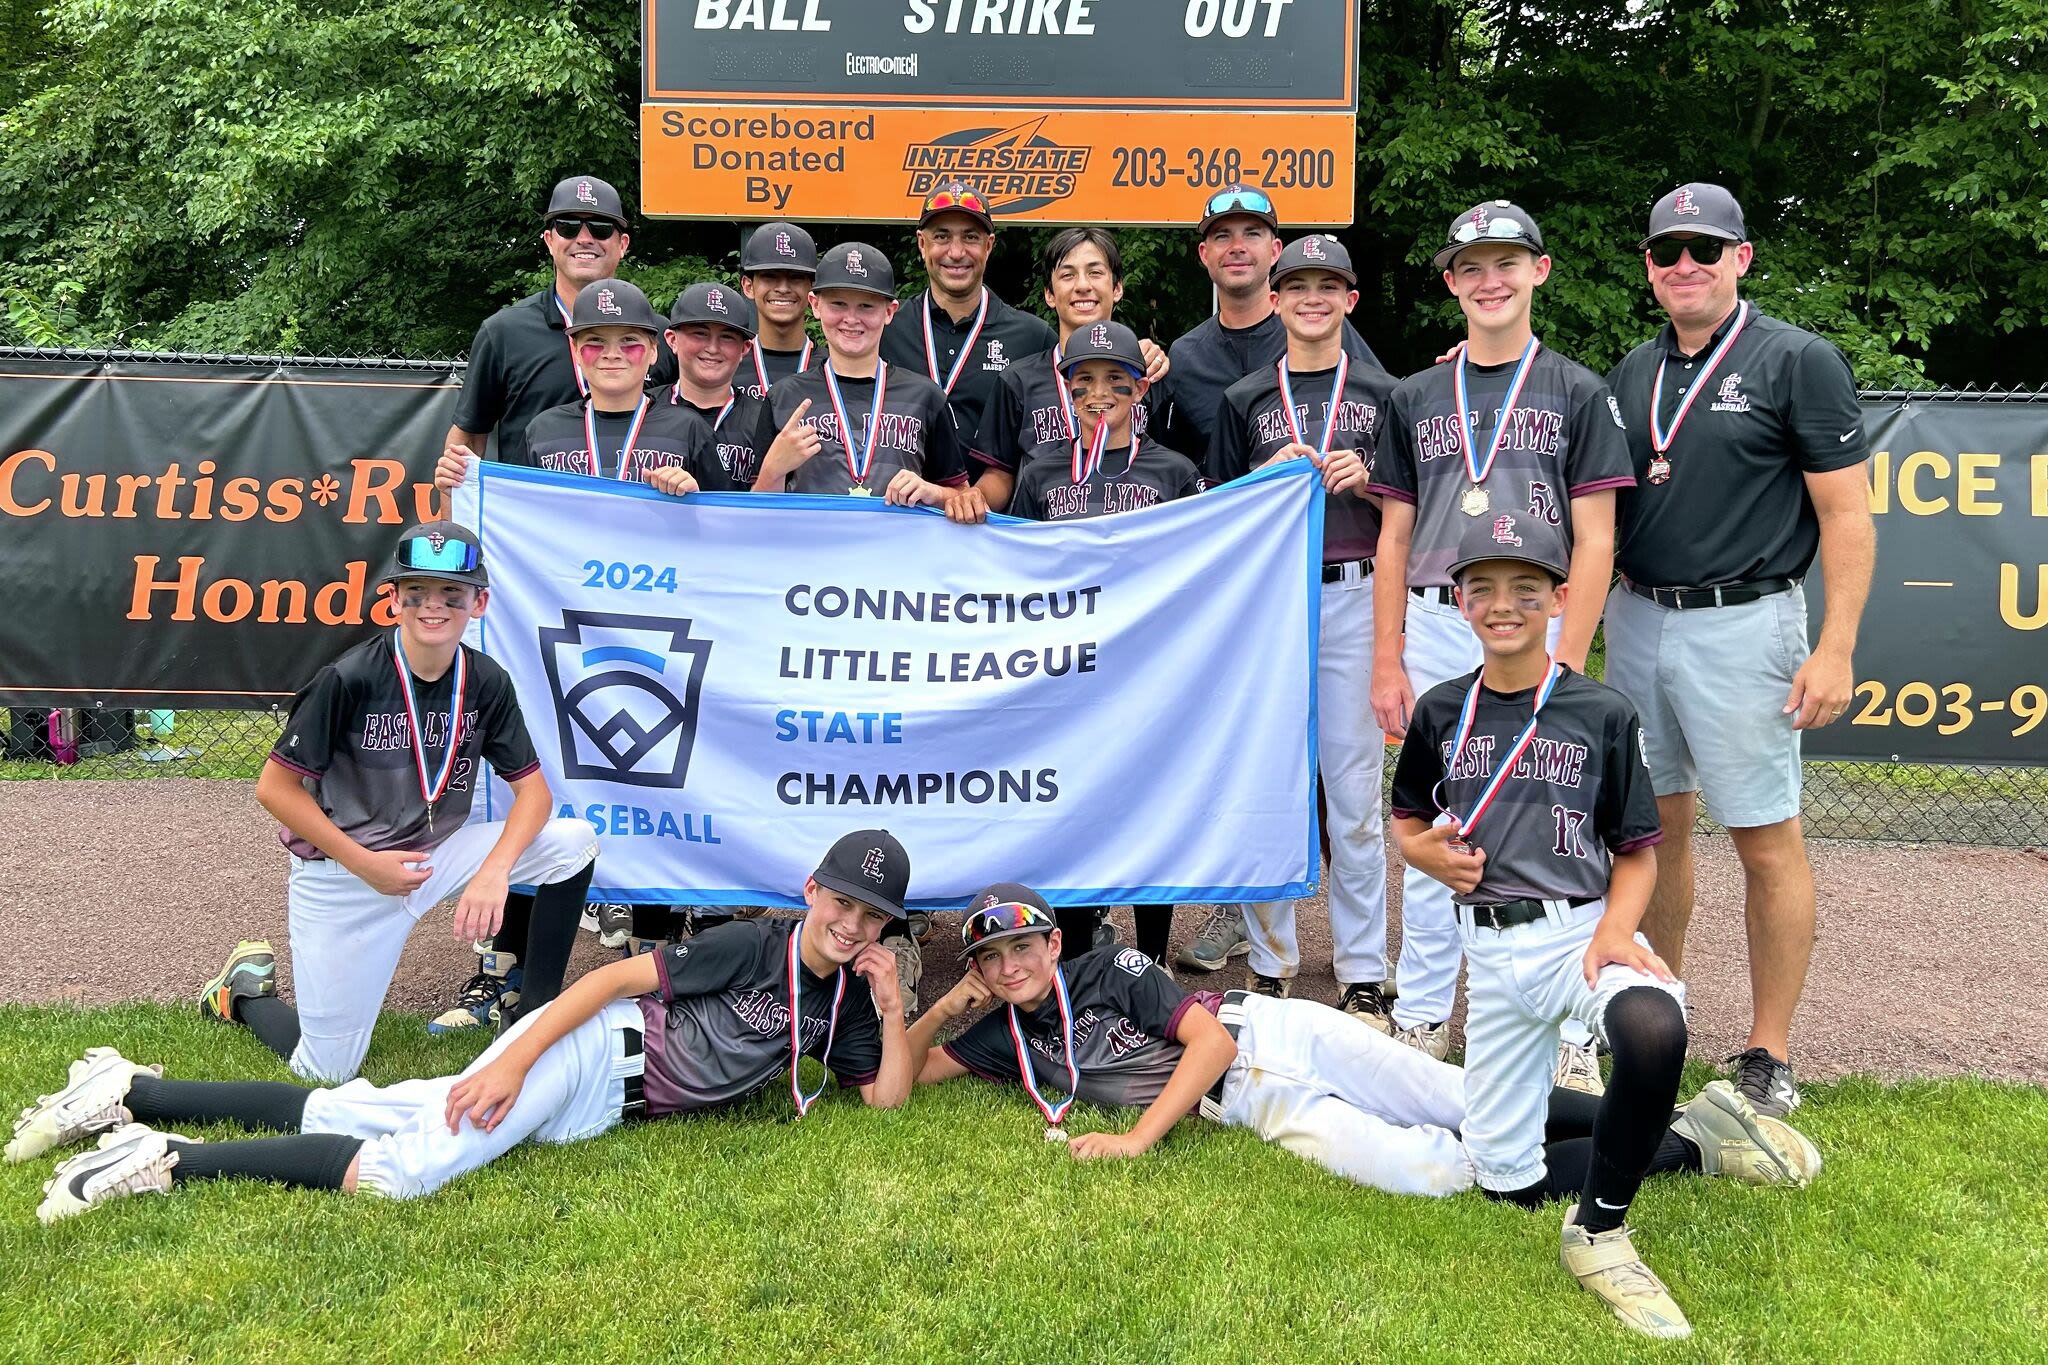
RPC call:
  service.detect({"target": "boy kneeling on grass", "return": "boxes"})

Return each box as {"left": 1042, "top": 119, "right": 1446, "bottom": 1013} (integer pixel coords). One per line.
{"left": 8, "top": 831, "right": 913, "bottom": 1222}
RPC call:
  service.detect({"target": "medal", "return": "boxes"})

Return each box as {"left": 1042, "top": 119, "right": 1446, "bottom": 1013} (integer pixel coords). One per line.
{"left": 786, "top": 928, "right": 847, "bottom": 1118}
{"left": 1451, "top": 336, "right": 1540, "bottom": 511}
{"left": 1647, "top": 455, "right": 1672, "bottom": 485}
{"left": 1648, "top": 301, "right": 1749, "bottom": 475}
{"left": 1276, "top": 355, "right": 1350, "bottom": 459}
{"left": 389, "top": 629, "right": 467, "bottom": 833}
{"left": 1008, "top": 965, "right": 1080, "bottom": 1131}
{"left": 553, "top": 292, "right": 590, "bottom": 397}
{"left": 847, "top": 485, "right": 874, "bottom": 497}
{"left": 822, "top": 361, "right": 888, "bottom": 491}
{"left": 1436, "top": 658, "right": 1564, "bottom": 840}
{"left": 583, "top": 395, "right": 651, "bottom": 480}
{"left": 750, "top": 338, "right": 813, "bottom": 396}
{"left": 923, "top": 288, "right": 989, "bottom": 396}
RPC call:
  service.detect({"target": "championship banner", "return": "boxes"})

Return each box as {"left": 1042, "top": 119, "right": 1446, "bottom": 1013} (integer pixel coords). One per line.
{"left": 0, "top": 352, "right": 458, "bottom": 707}
{"left": 452, "top": 459, "right": 1324, "bottom": 907}
{"left": 1805, "top": 398, "right": 2048, "bottom": 765}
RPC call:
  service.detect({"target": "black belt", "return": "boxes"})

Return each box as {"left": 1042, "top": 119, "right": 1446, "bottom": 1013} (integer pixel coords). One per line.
{"left": 1409, "top": 584, "right": 1457, "bottom": 604}
{"left": 620, "top": 1025, "right": 649, "bottom": 1123}
{"left": 1203, "top": 990, "right": 1251, "bottom": 1112}
{"left": 1321, "top": 557, "right": 1373, "bottom": 583}
{"left": 1461, "top": 895, "right": 1599, "bottom": 931}
{"left": 1624, "top": 577, "right": 1795, "bottom": 611}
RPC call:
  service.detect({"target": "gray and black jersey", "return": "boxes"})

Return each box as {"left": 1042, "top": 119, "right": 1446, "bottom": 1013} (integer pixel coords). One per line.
{"left": 670, "top": 387, "right": 777, "bottom": 487}
{"left": 1369, "top": 349, "right": 1635, "bottom": 587}
{"left": 944, "top": 946, "right": 1222, "bottom": 1111}
{"left": 1008, "top": 438, "right": 1201, "bottom": 523}
{"left": 1156, "top": 312, "right": 1381, "bottom": 461}
{"left": 269, "top": 637, "right": 539, "bottom": 859}
{"left": 737, "top": 342, "right": 817, "bottom": 402}
{"left": 767, "top": 365, "right": 968, "bottom": 495}
{"left": 1389, "top": 666, "right": 1662, "bottom": 904}
{"left": 521, "top": 399, "right": 735, "bottom": 490}
{"left": 1211, "top": 359, "right": 1398, "bottom": 564}
{"left": 968, "top": 347, "right": 1157, "bottom": 476}
{"left": 638, "top": 917, "right": 883, "bottom": 1117}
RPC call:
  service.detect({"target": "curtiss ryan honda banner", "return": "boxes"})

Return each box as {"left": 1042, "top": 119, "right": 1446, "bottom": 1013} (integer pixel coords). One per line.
{"left": 453, "top": 459, "right": 1324, "bottom": 907}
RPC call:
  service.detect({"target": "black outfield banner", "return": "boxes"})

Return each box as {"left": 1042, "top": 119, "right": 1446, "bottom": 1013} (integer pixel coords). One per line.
{"left": 0, "top": 351, "right": 458, "bottom": 707}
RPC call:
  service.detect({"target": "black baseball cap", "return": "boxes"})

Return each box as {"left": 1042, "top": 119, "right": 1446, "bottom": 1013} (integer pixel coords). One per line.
{"left": 742, "top": 221, "right": 818, "bottom": 274}
{"left": 959, "top": 883, "right": 1057, "bottom": 958}
{"left": 568, "top": 279, "right": 662, "bottom": 334}
{"left": 1448, "top": 523, "right": 1568, "bottom": 585}
{"left": 811, "top": 829, "right": 910, "bottom": 919}
{"left": 1433, "top": 200, "right": 1546, "bottom": 269}
{"left": 1272, "top": 234, "right": 1356, "bottom": 286}
{"left": 546, "top": 175, "right": 627, "bottom": 228}
{"left": 1198, "top": 183, "right": 1280, "bottom": 235}
{"left": 917, "top": 180, "right": 995, "bottom": 233}
{"left": 383, "top": 521, "right": 488, "bottom": 589}
{"left": 1640, "top": 183, "right": 1747, "bottom": 249}
{"left": 669, "top": 281, "right": 757, "bottom": 337}
{"left": 1057, "top": 321, "right": 1145, "bottom": 379}
{"left": 813, "top": 242, "right": 896, "bottom": 299}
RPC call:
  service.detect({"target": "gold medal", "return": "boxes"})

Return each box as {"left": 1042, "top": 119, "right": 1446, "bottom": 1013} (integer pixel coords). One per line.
{"left": 1043, "top": 1125, "right": 1070, "bottom": 1144}
{"left": 847, "top": 484, "right": 874, "bottom": 497}
{"left": 1647, "top": 456, "right": 1672, "bottom": 485}
{"left": 1460, "top": 484, "right": 1490, "bottom": 516}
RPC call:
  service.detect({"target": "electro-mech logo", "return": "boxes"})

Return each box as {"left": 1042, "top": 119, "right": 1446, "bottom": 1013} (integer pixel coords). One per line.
{"left": 540, "top": 610, "right": 712, "bottom": 789}
{"left": 904, "top": 117, "right": 1089, "bottom": 214}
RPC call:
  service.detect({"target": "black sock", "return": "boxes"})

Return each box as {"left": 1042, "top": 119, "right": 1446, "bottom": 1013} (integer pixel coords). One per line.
{"left": 1543, "top": 1085, "right": 1604, "bottom": 1142}
{"left": 510, "top": 862, "right": 595, "bottom": 1016}
{"left": 232, "top": 994, "right": 301, "bottom": 1061}
{"left": 1576, "top": 987, "right": 1688, "bottom": 1233}
{"left": 169, "top": 1134, "right": 362, "bottom": 1190}
{"left": 127, "top": 1075, "right": 310, "bottom": 1132}
{"left": 1133, "top": 905, "right": 1174, "bottom": 964}
{"left": 497, "top": 891, "right": 534, "bottom": 955}
{"left": 1519, "top": 1128, "right": 1700, "bottom": 1204}
{"left": 1054, "top": 907, "right": 1098, "bottom": 962}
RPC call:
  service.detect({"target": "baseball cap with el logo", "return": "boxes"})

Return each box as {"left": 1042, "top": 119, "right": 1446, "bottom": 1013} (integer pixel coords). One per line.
{"left": 959, "top": 882, "right": 1057, "bottom": 958}
{"left": 813, "top": 242, "right": 898, "bottom": 299}
{"left": 382, "top": 520, "right": 489, "bottom": 589}
{"left": 742, "top": 221, "right": 819, "bottom": 274}
{"left": 669, "top": 281, "right": 758, "bottom": 337}
{"left": 1433, "top": 200, "right": 1546, "bottom": 269}
{"left": 546, "top": 175, "right": 627, "bottom": 228}
{"left": 811, "top": 829, "right": 911, "bottom": 919}
{"left": 1198, "top": 183, "right": 1280, "bottom": 235}
{"left": 918, "top": 180, "right": 995, "bottom": 233}
{"left": 1272, "top": 234, "right": 1356, "bottom": 286}
{"left": 1639, "top": 182, "right": 1747, "bottom": 248}
{"left": 1056, "top": 320, "right": 1144, "bottom": 379}
{"left": 567, "top": 279, "right": 662, "bottom": 334}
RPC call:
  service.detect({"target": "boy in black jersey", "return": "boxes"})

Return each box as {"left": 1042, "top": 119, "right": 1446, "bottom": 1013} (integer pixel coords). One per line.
{"left": 14, "top": 831, "right": 912, "bottom": 1220}
{"left": 737, "top": 221, "right": 820, "bottom": 398}
{"left": 648, "top": 282, "right": 783, "bottom": 490}
{"left": 191, "top": 522, "right": 599, "bottom": 1085}
{"left": 1389, "top": 533, "right": 1817, "bottom": 1339}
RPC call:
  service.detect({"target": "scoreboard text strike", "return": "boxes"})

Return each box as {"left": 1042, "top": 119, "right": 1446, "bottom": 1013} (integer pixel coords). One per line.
{"left": 640, "top": 0, "right": 1360, "bottom": 225}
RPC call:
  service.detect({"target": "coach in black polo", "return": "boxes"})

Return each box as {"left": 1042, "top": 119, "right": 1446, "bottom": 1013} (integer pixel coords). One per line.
{"left": 445, "top": 175, "right": 675, "bottom": 468}
{"left": 1602, "top": 183, "right": 1875, "bottom": 1120}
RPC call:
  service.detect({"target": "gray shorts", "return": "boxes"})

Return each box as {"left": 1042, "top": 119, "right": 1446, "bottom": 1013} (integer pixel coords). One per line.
{"left": 1602, "top": 582, "right": 1807, "bottom": 828}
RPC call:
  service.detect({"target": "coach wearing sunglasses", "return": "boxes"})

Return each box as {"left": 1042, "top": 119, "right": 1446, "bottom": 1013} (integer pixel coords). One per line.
{"left": 1601, "top": 183, "right": 1875, "bottom": 1122}
{"left": 445, "top": 175, "right": 677, "bottom": 469}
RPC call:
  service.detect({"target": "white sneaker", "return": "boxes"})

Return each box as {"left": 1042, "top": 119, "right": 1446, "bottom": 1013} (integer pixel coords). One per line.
{"left": 1392, "top": 1020, "right": 1451, "bottom": 1061}
{"left": 1670, "top": 1080, "right": 1822, "bottom": 1187}
{"left": 6, "top": 1048, "right": 160, "bottom": 1164}
{"left": 1554, "top": 1038, "right": 1605, "bottom": 1096}
{"left": 38, "top": 1124, "right": 191, "bottom": 1224}
{"left": 1559, "top": 1206, "right": 1692, "bottom": 1340}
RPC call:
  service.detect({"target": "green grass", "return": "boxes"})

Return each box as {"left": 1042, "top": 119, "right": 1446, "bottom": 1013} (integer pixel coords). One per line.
{"left": 0, "top": 1007, "right": 2043, "bottom": 1361}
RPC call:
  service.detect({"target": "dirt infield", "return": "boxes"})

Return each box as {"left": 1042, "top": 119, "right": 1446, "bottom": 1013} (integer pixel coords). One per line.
{"left": 3, "top": 778, "right": 2042, "bottom": 1085}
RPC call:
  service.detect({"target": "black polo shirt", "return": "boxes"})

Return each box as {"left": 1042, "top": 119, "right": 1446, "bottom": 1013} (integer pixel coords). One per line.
{"left": 879, "top": 289, "right": 1056, "bottom": 443}
{"left": 452, "top": 289, "right": 679, "bottom": 467}
{"left": 1211, "top": 358, "right": 1398, "bottom": 564}
{"left": 1607, "top": 306, "right": 1867, "bottom": 588}
{"left": 1157, "top": 313, "right": 1380, "bottom": 465}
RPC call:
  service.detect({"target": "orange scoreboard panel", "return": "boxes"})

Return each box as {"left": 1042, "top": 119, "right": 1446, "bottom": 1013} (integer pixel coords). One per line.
{"left": 640, "top": 0, "right": 1360, "bottom": 226}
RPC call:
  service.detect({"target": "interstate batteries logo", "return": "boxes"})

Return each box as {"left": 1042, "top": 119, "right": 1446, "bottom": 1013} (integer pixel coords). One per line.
{"left": 540, "top": 611, "right": 713, "bottom": 789}
{"left": 904, "top": 117, "right": 1088, "bottom": 213}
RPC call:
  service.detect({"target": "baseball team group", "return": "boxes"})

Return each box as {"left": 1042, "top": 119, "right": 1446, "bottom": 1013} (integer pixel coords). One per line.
{"left": 10, "top": 172, "right": 1877, "bottom": 1341}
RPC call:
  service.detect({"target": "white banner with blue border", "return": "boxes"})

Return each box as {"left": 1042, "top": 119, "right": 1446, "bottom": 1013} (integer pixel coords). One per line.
{"left": 454, "top": 458, "right": 1322, "bottom": 909}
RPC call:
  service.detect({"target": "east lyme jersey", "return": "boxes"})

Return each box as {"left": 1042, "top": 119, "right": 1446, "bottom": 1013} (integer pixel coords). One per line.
{"left": 1211, "top": 359, "right": 1398, "bottom": 563}
{"left": 668, "top": 386, "right": 778, "bottom": 487}
{"left": 1369, "top": 348, "right": 1635, "bottom": 587}
{"left": 736, "top": 339, "right": 818, "bottom": 402}
{"left": 944, "top": 946, "right": 1223, "bottom": 1111}
{"left": 1158, "top": 312, "right": 1381, "bottom": 461}
{"left": 269, "top": 637, "right": 539, "bottom": 859}
{"left": 1008, "top": 439, "right": 1202, "bottom": 522}
{"left": 638, "top": 917, "right": 883, "bottom": 1116}
{"left": 969, "top": 346, "right": 1160, "bottom": 477}
{"left": 767, "top": 365, "right": 968, "bottom": 495}
{"left": 520, "top": 398, "right": 735, "bottom": 490}
{"left": 1389, "top": 666, "right": 1662, "bottom": 904}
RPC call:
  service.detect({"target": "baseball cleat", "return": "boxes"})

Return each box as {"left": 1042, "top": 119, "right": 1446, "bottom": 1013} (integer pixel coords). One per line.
{"left": 1393, "top": 1019, "right": 1452, "bottom": 1061}
{"left": 888, "top": 932, "right": 922, "bottom": 1018}
{"left": 1244, "top": 970, "right": 1292, "bottom": 1000}
{"left": 7, "top": 1048, "right": 161, "bottom": 1164}
{"left": 198, "top": 940, "right": 277, "bottom": 1023}
{"left": 593, "top": 903, "right": 633, "bottom": 950}
{"left": 1337, "top": 981, "right": 1394, "bottom": 1034}
{"left": 38, "top": 1124, "right": 191, "bottom": 1224}
{"left": 428, "top": 951, "right": 521, "bottom": 1034}
{"left": 1726, "top": 1046, "right": 1801, "bottom": 1118}
{"left": 1553, "top": 1037, "right": 1606, "bottom": 1096}
{"left": 1176, "top": 907, "right": 1250, "bottom": 973}
{"left": 907, "top": 909, "right": 934, "bottom": 946}
{"left": 1671, "top": 1080, "right": 1822, "bottom": 1187}
{"left": 1559, "top": 1206, "right": 1692, "bottom": 1340}
{"left": 1091, "top": 916, "right": 1118, "bottom": 951}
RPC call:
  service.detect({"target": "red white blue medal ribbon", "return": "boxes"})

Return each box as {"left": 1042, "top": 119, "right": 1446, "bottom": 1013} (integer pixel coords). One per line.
{"left": 823, "top": 361, "right": 887, "bottom": 486}
{"left": 669, "top": 383, "right": 738, "bottom": 432}
{"left": 1649, "top": 301, "right": 1749, "bottom": 453}
{"left": 1008, "top": 965, "right": 1080, "bottom": 1126}
{"left": 786, "top": 929, "right": 846, "bottom": 1117}
{"left": 1445, "top": 659, "right": 1562, "bottom": 838}
{"left": 924, "top": 288, "right": 988, "bottom": 396}
{"left": 1053, "top": 345, "right": 1115, "bottom": 483}
{"left": 1277, "top": 355, "right": 1350, "bottom": 457}
{"left": 751, "top": 338, "right": 813, "bottom": 395}
{"left": 1452, "top": 337, "right": 1540, "bottom": 486}
{"left": 389, "top": 629, "right": 466, "bottom": 816}
{"left": 554, "top": 292, "right": 589, "bottom": 396}
{"left": 584, "top": 395, "right": 651, "bottom": 480}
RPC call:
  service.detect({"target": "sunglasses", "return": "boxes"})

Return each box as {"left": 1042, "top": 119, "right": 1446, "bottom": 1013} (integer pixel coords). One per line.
{"left": 549, "top": 216, "right": 621, "bottom": 242}
{"left": 962, "top": 902, "right": 1055, "bottom": 948}
{"left": 1450, "top": 215, "right": 1537, "bottom": 248}
{"left": 925, "top": 187, "right": 990, "bottom": 216}
{"left": 576, "top": 338, "right": 650, "bottom": 364}
{"left": 395, "top": 534, "right": 480, "bottom": 574}
{"left": 1646, "top": 236, "right": 1732, "bottom": 267}
{"left": 1205, "top": 186, "right": 1275, "bottom": 219}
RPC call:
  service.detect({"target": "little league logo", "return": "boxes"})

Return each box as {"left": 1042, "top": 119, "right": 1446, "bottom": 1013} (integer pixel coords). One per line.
{"left": 597, "top": 288, "right": 620, "bottom": 317}
{"left": 1672, "top": 188, "right": 1700, "bottom": 216}
{"left": 539, "top": 610, "right": 713, "bottom": 789}
{"left": 845, "top": 250, "right": 869, "bottom": 277}
{"left": 707, "top": 288, "right": 729, "bottom": 314}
